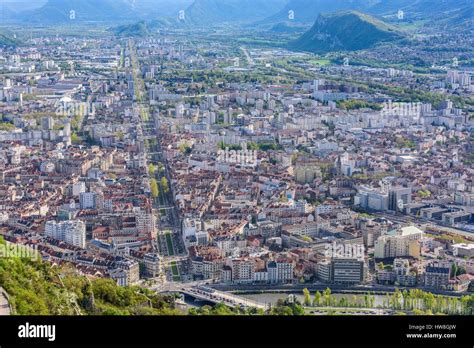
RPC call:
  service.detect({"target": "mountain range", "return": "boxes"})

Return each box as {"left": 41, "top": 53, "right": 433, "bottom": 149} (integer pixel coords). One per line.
{"left": 394, "top": 0, "right": 473, "bottom": 29}
{"left": 260, "top": 0, "right": 474, "bottom": 26}
{"left": 1, "top": 0, "right": 193, "bottom": 23}
{"left": 259, "top": 0, "right": 379, "bottom": 25}
{"left": 0, "top": 0, "right": 472, "bottom": 29}
{"left": 182, "top": 0, "right": 287, "bottom": 25}
{"left": 0, "top": 0, "right": 46, "bottom": 12}
{"left": 20, "top": 0, "right": 136, "bottom": 23}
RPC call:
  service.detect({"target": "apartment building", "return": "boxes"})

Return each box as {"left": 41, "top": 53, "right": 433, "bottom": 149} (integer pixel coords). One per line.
{"left": 45, "top": 220, "right": 86, "bottom": 248}
{"left": 374, "top": 226, "right": 423, "bottom": 259}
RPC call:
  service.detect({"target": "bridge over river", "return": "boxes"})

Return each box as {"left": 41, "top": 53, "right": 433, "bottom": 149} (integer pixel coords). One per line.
{"left": 162, "top": 282, "right": 268, "bottom": 310}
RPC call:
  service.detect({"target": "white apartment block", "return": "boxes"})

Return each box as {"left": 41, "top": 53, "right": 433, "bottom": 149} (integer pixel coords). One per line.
{"left": 45, "top": 220, "right": 86, "bottom": 248}
{"left": 374, "top": 226, "right": 423, "bottom": 259}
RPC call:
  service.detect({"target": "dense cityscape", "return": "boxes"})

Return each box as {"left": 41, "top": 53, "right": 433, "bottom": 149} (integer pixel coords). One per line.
{"left": 0, "top": 0, "right": 473, "bottom": 319}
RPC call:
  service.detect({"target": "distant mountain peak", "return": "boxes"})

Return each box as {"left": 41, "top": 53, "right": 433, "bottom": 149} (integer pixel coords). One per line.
{"left": 22, "top": 0, "right": 137, "bottom": 23}
{"left": 183, "top": 0, "right": 287, "bottom": 25}
{"left": 291, "top": 10, "right": 406, "bottom": 54}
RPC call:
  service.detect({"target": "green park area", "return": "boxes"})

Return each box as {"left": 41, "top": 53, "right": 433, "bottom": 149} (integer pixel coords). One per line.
{"left": 170, "top": 261, "right": 180, "bottom": 282}
{"left": 165, "top": 232, "right": 175, "bottom": 256}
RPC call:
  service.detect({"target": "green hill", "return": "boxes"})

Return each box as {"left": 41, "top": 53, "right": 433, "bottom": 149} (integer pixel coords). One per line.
{"left": 270, "top": 22, "right": 309, "bottom": 34}
{"left": 0, "top": 30, "right": 19, "bottom": 47}
{"left": 112, "top": 21, "right": 151, "bottom": 37}
{"left": 0, "top": 237, "right": 180, "bottom": 315}
{"left": 111, "top": 18, "right": 177, "bottom": 36}
{"left": 291, "top": 11, "right": 406, "bottom": 54}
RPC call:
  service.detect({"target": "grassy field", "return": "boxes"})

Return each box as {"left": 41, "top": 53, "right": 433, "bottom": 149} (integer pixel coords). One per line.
{"left": 140, "top": 108, "right": 149, "bottom": 122}
{"left": 165, "top": 232, "right": 175, "bottom": 256}
{"left": 309, "top": 59, "right": 331, "bottom": 66}
{"left": 170, "top": 261, "right": 180, "bottom": 281}
{"left": 395, "top": 20, "right": 428, "bottom": 31}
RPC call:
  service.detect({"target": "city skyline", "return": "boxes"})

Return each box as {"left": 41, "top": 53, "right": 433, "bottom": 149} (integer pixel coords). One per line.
{"left": 0, "top": 1, "right": 473, "bottom": 338}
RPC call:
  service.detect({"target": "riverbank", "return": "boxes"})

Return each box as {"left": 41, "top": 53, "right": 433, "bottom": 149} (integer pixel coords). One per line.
{"left": 212, "top": 284, "right": 470, "bottom": 298}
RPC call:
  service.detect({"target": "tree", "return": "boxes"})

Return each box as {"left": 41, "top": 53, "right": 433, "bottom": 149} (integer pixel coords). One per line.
{"left": 71, "top": 132, "right": 81, "bottom": 144}
{"left": 391, "top": 289, "right": 402, "bottom": 310}
{"left": 188, "top": 307, "right": 199, "bottom": 315}
{"left": 466, "top": 295, "right": 474, "bottom": 315}
{"left": 324, "top": 288, "right": 332, "bottom": 307}
{"left": 212, "top": 302, "right": 235, "bottom": 315}
{"left": 451, "top": 264, "right": 466, "bottom": 277}
{"left": 0, "top": 252, "right": 180, "bottom": 316}
{"left": 339, "top": 297, "right": 348, "bottom": 307}
{"left": 352, "top": 295, "right": 358, "bottom": 308}
{"left": 157, "top": 162, "right": 165, "bottom": 173}
{"left": 179, "top": 143, "right": 191, "bottom": 154}
{"left": 424, "top": 292, "right": 435, "bottom": 312}
{"left": 369, "top": 293, "right": 375, "bottom": 308}
{"left": 303, "top": 288, "right": 311, "bottom": 306}
{"left": 150, "top": 178, "right": 159, "bottom": 198}
{"left": 116, "top": 130, "right": 124, "bottom": 140}
{"left": 160, "top": 177, "right": 169, "bottom": 194}
{"left": 148, "top": 164, "right": 156, "bottom": 176}
{"left": 313, "top": 291, "right": 322, "bottom": 306}
{"left": 271, "top": 305, "right": 293, "bottom": 316}
{"left": 291, "top": 303, "right": 305, "bottom": 316}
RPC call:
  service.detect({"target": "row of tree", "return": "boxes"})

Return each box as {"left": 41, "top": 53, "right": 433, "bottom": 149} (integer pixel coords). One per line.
{"left": 150, "top": 176, "right": 169, "bottom": 199}
{"left": 301, "top": 288, "right": 474, "bottom": 315}
{"left": 303, "top": 288, "right": 376, "bottom": 309}
{"left": 381, "top": 288, "right": 474, "bottom": 315}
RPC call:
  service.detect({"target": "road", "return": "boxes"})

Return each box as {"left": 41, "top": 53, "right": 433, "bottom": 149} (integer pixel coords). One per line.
{"left": 240, "top": 46, "right": 254, "bottom": 66}
{"left": 150, "top": 113, "right": 186, "bottom": 258}
{"left": 0, "top": 287, "right": 11, "bottom": 315}
{"left": 128, "top": 39, "right": 187, "bottom": 284}
{"left": 156, "top": 281, "right": 268, "bottom": 310}
{"left": 306, "top": 307, "right": 392, "bottom": 316}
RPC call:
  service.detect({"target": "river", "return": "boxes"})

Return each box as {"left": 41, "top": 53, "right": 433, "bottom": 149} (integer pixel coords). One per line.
{"left": 239, "top": 292, "right": 387, "bottom": 307}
